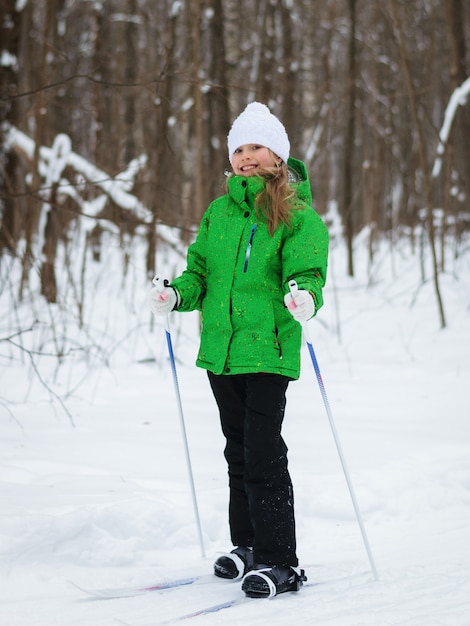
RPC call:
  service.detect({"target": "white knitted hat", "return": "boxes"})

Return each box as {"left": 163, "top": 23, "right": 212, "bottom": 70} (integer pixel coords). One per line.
{"left": 227, "top": 102, "right": 290, "bottom": 165}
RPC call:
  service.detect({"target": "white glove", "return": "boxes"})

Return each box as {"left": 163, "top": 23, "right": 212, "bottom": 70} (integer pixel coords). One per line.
{"left": 284, "top": 289, "right": 315, "bottom": 323}
{"left": 149, "top": 285, "right": 178, "bottom": 316}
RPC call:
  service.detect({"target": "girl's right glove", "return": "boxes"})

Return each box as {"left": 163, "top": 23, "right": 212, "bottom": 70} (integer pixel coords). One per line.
{"left": 149, "top": 285, "right": 179, "bottom": 316}
{"left": 284, "top": 290, "right": 315, "bottom": 323}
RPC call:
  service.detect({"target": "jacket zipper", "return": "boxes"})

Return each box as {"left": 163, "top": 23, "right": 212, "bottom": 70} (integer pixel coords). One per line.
{"left": 243, "top": 223, "right": 257, "bottom": 273}
{"left": 275, "top": 326, "right": 282, "bottom": 359}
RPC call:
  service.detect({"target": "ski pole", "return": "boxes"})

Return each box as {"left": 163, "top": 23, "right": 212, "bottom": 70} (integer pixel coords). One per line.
{"left": 152, "top": 276, "right": 206, "bottom": 559}
{"left": 289, "top": 280, "right": 378, "bottom": 581}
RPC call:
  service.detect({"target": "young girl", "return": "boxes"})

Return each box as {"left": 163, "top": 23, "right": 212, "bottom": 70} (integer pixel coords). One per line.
{"left": 150, "top": 102, "right": 329, "bottom": 598}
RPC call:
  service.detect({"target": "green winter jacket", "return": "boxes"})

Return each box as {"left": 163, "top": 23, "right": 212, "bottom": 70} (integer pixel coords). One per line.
{"left": 171, "top": 157, "right": 329, "bottom": 379}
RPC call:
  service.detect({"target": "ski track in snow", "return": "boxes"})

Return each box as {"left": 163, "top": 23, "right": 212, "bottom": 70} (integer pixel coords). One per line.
{"left": 1, "top": 242, "right": 469, "bottom": 625}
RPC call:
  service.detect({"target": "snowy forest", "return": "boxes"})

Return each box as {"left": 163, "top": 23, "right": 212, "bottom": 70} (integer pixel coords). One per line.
{"left": 1, "top": 3, "right": 470, "bottom": 624}
{"left": 1, "top": 0, "right": 470, "bottom": 412}
{"left": 1, "top": 0, "right": 470, "bottom": 298}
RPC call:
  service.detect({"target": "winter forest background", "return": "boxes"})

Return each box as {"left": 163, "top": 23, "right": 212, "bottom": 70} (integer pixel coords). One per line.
{"left": 0, "top": 0, "right": 468, "bottom": 430}
{"left": 0, "top": 0, "right": 469, "bottom": 413}
{"left": 1, "top": 2, "right": 470, "bottom": 624}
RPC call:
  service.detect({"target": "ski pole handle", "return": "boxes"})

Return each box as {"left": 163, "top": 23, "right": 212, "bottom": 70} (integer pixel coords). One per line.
{"left": 152, "top": 275, "right": 171, "bottom": 306}
{"left": 152, "top": 275, "right": 171, "bottom": 330}
{"left": 152, "top": 275, "right": 170, "bottom": 293}
{"left": 288, "top": 278, "right": 312, "bottom": 339}
{"left": 288, "top": 279, "right": 299, "bottom": 310}
{"left": 288, "top": 279, "right": 298, "bottom": 296}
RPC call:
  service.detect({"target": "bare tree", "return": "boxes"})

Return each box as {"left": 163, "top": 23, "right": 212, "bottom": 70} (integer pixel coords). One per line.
{"left": 0, "top": 0, "right": 21, "bottom": 253}
{"left": 444, "top": 0, "right": 470, "bottom": 249}
{"left": 205, "top": 0, "right": 231, "bottom": 200}
{"left": 342, "top": 0, "right": 358, "bottom": 277}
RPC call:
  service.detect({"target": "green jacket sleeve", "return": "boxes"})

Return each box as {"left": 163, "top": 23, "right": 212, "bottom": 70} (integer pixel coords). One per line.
{"left": 281, "top": 206, "right": 329, "bottom": 313}
{"left": 170, "top": 211, "right": 209, "bottom": 311}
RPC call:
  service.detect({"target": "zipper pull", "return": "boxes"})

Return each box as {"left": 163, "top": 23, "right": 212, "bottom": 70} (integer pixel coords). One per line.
{"left": 243, "top": 224, "right": 257, "bottom": 273}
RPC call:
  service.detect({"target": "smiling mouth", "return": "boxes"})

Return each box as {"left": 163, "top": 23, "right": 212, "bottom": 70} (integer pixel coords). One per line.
{"left": 241, "top": 164, "right": 258, "bottom": 172}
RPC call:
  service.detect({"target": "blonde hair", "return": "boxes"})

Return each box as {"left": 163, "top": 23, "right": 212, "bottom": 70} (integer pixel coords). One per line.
{"left": 255, "top": 160, "right": 297, "bottom": 236}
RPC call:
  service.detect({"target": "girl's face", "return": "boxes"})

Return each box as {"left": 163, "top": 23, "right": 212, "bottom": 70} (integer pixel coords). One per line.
{"left": 231, "top": 144, "right": 281, "bottom": 176}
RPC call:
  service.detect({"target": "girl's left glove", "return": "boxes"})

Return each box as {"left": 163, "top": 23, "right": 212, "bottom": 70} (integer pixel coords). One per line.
{"left": 284, "top": 290, "right": 315, "bottom": 323}
{"left": 149, "top": 286, "right": 179, "bottom": 315}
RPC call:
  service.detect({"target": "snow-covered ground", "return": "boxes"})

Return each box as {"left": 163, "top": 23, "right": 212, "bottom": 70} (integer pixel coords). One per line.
{"left": 1, "top": 234, "right": 469, "bottom": 625}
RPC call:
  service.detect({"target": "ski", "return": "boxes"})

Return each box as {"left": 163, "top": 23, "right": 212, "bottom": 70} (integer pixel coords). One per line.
{"left": 167, "top": 572, "right": 381, "bottom": 624}
{"left": 70, "top": 574, "right": 214, "bottom": 599}
{"left": 162, "top": 580, "right": 320, "bottom": 623}
{"left": 167, "top": 597, "right": 246, "bottom": 622}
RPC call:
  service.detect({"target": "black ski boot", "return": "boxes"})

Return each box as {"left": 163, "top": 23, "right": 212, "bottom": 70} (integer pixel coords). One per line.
{"left": 214, "top": 546, "right": 254, "bottom": 580}
{"left": 242, "top": 564, "right": 307, "bottom": 598}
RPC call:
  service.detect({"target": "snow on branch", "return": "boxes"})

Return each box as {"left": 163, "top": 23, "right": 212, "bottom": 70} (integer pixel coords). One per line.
{"left": 7, "top": 126, "right": 188, "bottom": 254}
{"left": 432, "top": 76, "right": 470, "bottom": 178}
{"left": 7, "top": 126, "right": 151, "bottom": 222}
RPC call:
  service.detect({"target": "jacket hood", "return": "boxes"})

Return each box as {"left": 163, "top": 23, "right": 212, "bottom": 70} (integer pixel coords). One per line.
{"left": 286, "top": 157, "right": 312, "bottom": 205}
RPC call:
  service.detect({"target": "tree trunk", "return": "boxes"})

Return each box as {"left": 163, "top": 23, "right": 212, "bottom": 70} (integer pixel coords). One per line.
{"left": 23, "top": 0, "right": 57, "bottom": 300}
{"left": 207, "top": 0, "right": 231, "bottom": 200}
{"left": 343, "top": 0, "right": 357, "bottom": 277}
{"left": 445, "top": 0, "right": 470, "bottom": 250}
{"left": 189, "top": 0, "right": 204, "bottom": 222}
{"left": 0, "top": 0, "right": 21, "bottom": 253}
{"left": 388, "top": 0, "right": 446, "bottom": 328}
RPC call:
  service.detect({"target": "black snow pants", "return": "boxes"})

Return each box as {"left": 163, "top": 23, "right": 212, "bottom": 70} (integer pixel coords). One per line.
{"left": 207, "top": 371, "right": 298, "bottom": 567}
